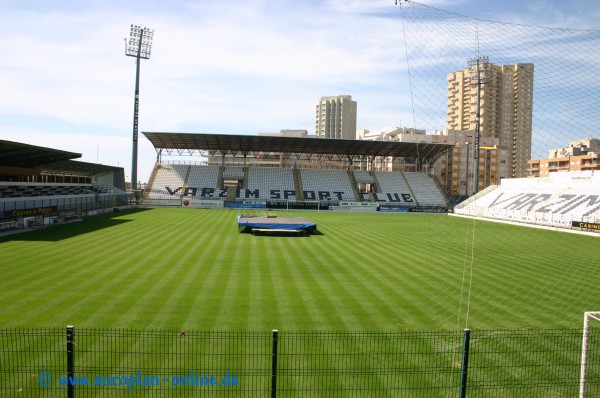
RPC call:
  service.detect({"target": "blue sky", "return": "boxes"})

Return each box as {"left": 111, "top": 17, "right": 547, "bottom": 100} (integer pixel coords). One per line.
{"left": 1, "top": 0, "right": 598, "bottom": 183}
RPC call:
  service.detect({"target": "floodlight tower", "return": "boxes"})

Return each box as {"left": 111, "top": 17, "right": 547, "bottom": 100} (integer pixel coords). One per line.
{"left": 467, "top": 55, "right": 489, "bottom": 196}
{"left": 125, "top": 24, "right": 154, "bottom": 198}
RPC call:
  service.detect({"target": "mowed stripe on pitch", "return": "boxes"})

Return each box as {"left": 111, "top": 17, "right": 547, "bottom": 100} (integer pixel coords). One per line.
{"left": 1, "top": 209, "right": 600, "bottom": 330}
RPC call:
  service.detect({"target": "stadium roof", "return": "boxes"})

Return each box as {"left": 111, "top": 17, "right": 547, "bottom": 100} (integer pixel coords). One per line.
{"left": 142, "top": 132, "right": 453, "bottom": 161}
{"left": 0, "top": 140, "right": 122, "bottom": 177}
{"left": 39, "top": 160, "right": 123, "bottom": 177}
{"left": 0, "top": 140, "right": 81, "bottom": 168}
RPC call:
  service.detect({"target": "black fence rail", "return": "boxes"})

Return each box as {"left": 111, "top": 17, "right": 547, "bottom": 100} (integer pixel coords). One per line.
{"left": 1, "top": 327, "right": 598, "bottom": 397}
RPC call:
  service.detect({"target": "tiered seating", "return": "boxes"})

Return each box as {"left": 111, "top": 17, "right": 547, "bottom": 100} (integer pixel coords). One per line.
{"left": 143, "top": 164, "right": 452, "bottom": 208}
{"left": 353, "top": 170, "right": 374, "bottom": 184}
{"left": 563, "top": 187, "right": 600, "bottom": 220}
{"left": 147, "top": 164, "right": 188, "bottom": 198}
{"left": 300, "top": 169, "right": 356, "bottom": 202}
{"left": 403, "top": 172, "right": 447, "bottom": 207}
{"left": 187, "top": 166, "right": 219, "bottom": 190}
{"left": 0, "top": 184, "right": 102, "bottom": 198}
{"left": 454, "top": 171, "right": 600, "bottom": 227}
{"left": 456, "top": 178, "right": 561, "bottom": 216}
{"left": 374, "top": 171, "right": 415, "bottom": 205}
{"left": 183, "top": 165, "right": 222, "bottom": 199}
{"left": 243, "top": 167, "right": 295, "bottom": 201}
{"left": 89, "top": 185, "right": 111, "bottom": 194}
{"left": 222, "top": 166, "right": 244, "bottom": 180}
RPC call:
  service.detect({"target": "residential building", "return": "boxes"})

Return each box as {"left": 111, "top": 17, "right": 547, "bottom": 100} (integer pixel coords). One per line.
{"left": 315, "top": 95, "right": 357, "bottom": 140}
{"left": 433, "top": 129, "right": 507, "bottom": 197}
{"left": 447, "top": 61, "right": 533, "bottom": 178}
{"left": 528, "top": 138, "right": 600, "bottom": 177}
{"left": 364, "top": 128, "right": 507, "bottom": 196}
{"left": 362, "top": 128, "right": 428, "bottom": 173}
{"left": 548, "top": 138, "right": 600, "bottom": 158}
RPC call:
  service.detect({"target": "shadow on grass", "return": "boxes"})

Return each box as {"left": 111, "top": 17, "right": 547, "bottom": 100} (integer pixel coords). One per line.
{"left": 240, "top": 229, "right": 326, "bottom": 237}
{"left": 0, "top": 208, "right": 153, "bottom": 242}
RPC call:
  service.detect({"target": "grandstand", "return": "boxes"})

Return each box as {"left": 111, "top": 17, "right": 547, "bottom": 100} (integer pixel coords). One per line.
{"left": 145, "top": 164, "right": 449, "bottom": 209}
{"left": 453, "top": 171, "right": 600, "bottom": 232}
{"left": 0, "top": 140, "right": 130, "bottom": 232}
{"left": 142, "top": 132, "right": 451, "bottom": 212}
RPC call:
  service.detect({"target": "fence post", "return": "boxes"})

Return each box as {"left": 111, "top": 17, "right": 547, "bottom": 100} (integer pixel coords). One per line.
{"left": 271, "top": 329, "right": 279, "bottom": 398}
{"left": 66, "top": 325, "right": 75, "bottom": 398}
{"left": 459, "top": 328, "right": 471, "bottom": 398}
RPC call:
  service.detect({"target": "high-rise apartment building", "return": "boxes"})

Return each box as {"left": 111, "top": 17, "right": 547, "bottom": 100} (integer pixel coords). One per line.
{"left": 447, "top": 61, "right": 534, "bottom": 179}
{"left": 315, "top": 95, "right": 357, "bottom": 140}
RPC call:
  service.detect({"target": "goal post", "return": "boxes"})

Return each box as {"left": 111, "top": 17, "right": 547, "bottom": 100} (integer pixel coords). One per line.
{"left": 580, "top": 311, "right": 600, "bottom": 398}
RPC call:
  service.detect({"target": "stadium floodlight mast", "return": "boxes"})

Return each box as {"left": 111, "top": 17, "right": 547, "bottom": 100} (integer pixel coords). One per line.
{"left": 125, "top": 24, "right": 154, "bottom": 199}
{"left": 467, "top": 55, "right": 489, "bottom": 197}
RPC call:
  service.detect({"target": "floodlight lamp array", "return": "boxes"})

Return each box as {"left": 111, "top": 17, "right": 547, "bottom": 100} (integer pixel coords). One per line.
{"left": 467, "top": 56, "right": 490, "bottom": 67}
{"left": 125, "top": 24, "right": 154, "bottom": 59}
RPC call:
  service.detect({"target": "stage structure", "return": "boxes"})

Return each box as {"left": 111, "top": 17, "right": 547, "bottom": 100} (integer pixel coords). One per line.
{"left": 238, "top": 215, "right": 317, "bottom": 236}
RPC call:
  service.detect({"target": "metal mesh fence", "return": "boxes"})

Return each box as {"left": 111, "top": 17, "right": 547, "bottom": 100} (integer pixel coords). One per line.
{"left": 276, "top": 331, "right": 461, "bottom": 397}
{"left": 467, "top": 329, "right": 583, "bottom": 397}
{"left": 0, "top": 328, "right": 66, "bottom": 397}
{"left": 74, "top": 328, "right": 271, "bottom": 397}
{"left": 1, "top": 327, "right": 599, "bottom": 397}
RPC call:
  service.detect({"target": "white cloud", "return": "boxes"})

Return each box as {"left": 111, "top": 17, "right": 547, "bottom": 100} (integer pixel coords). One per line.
{"left": 1, "top": 0, "right": 598, "bottom": 182}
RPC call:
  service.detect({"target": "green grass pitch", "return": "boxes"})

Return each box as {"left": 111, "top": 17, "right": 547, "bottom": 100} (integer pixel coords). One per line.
{"left": 1, "top": 207, "right": 598, "bottom": 331}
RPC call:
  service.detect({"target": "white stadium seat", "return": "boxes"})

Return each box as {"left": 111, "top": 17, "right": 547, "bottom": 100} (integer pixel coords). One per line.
{"left": 300, "top": 169, "right": 356, "bottom": 202}
{"left": 454, "top": 171, "right": 600, "bottom": 227}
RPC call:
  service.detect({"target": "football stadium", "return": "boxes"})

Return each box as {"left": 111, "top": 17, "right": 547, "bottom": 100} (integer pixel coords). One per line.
{"left": 1, "top": 132, "right": 599, "bottom": 397}
{"left": 2, "top": 2, "right": 600, "bottom": 397}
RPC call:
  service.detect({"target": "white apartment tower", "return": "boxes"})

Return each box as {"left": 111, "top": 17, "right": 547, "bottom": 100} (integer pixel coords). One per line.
{"left": 447, "top": 62, "right": 534, "bottom": 178}
{"left": 315, "top": 95, "right": 357, "bottom": 140}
